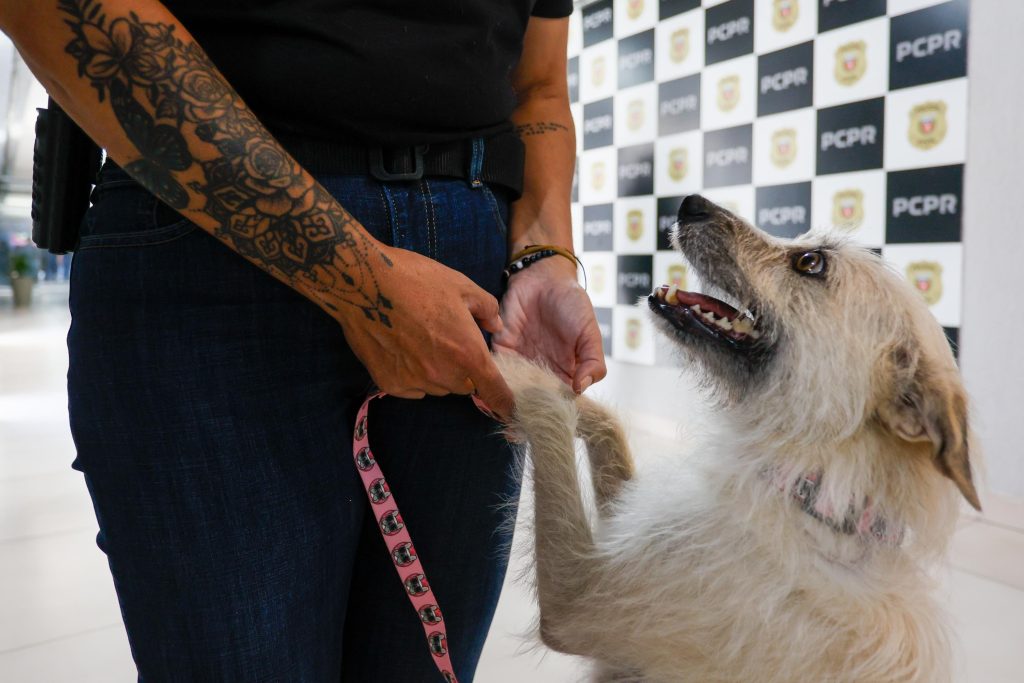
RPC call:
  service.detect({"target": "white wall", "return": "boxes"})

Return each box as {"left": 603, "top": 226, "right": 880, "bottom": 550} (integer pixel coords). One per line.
{"left": 960, "top": 1, "right": 1024, "bottom": 499}
{"left": 594, "top": 2, "right": 1024, "bottom": 501}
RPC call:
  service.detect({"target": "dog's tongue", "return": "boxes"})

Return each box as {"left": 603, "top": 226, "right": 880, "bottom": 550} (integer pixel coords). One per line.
{"left": 653, "top": 285, "right": 761, "bottom": 340}
{"left": 668, "top": 288, "right": 740, "bottom": 321}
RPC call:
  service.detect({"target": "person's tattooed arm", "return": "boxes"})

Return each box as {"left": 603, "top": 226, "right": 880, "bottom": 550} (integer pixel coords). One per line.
{"left": 507, "top": 18, "right": 576, "bottom": 258}
{"left": 1, "top": 0, "right": 517, "bottom": 408}
{"left": 514, "top": 121, "right": 569, "bottom": 138}
{"left": 3, "top": 0, "right": 393, "bottom": 325}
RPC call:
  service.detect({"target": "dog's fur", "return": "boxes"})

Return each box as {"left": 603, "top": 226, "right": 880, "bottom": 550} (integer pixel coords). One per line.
{"left": 497, "top": 196, "right": 980, "bottom": 683}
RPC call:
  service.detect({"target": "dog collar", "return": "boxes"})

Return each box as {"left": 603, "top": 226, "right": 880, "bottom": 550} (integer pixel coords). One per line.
{"left": 769, "top": 470, "right": 905, "bottom": 546}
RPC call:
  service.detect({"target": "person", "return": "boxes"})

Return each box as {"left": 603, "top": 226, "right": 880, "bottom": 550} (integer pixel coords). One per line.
{"left": 0, "top": 1, "right": 605, "bottom": 681}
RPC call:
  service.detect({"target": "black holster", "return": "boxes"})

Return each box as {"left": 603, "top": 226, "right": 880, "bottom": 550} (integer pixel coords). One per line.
{"left": 31, "top": 98, "right": 102, "bottom": 254}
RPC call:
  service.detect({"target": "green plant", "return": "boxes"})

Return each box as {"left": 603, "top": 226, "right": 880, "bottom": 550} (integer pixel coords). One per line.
{"left": 10, "top": 252, "right": 36, "bottom": 280}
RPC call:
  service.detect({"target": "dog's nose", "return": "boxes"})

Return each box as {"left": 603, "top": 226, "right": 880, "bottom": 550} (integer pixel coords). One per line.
{"left": 678, "top": 194, "right": 710, "bottom": 221}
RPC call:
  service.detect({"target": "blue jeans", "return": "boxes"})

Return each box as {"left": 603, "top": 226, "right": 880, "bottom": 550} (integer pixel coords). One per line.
{"left": 67, "top": 156, "right": 520, "bottom": 682}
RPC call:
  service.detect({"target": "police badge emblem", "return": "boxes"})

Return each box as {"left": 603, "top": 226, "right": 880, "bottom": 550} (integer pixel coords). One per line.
{"left": 627, "top": 99, "right": 645, "bottom": 131}
{"left": 906, "top": 261, "right": 943, "bottom": 306}
{"left": 909, "top": 101, "right": 948, "bottom": 151}
{"left": 717, "top": 75, "right": 740, "bottom": 112}
{"left": 773, "top": 0, "right": 799, "bottom": 32}
{"left": 667, "top": 263, "right": 688, "bottom": 291}
{"left": 591, "top": 55, "right": 606, "bottom": 88}
{"left": 591, "top": 263, "right": 607, "bottom": 295}
{"left": 627, "top": 0, "right": 644, "bottom": 20}
{"left": 626, "top": 318, "right": 642, "bottom": 350}
{"left": 834, "top": 41, "right": 867, "bottom": 86}
{"left": 670, "top": 28, "right": 690, "bottom": 64}
{"left": 667, "top": 147, "right": 688, "bottom": 182}
{"left": 627, "top": 209, "right": 644, "bottom": 241}
{"left": 832, "top": 189, "right": 864, "bottom": 231}
{"left": 770, "top": 128, "right": 797, "bottom": 168}
{"left": 720, "top": 200, "right": 741, "bottom": 215}
{"left": 591, "top": 161, "right": 606, "bottom": 191}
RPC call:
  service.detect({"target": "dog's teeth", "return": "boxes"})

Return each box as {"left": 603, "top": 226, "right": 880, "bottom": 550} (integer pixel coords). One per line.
{"left": 716, "top": 318, "right": 733, "bottom": 331}
{"left": 733, "top": 318, "right": 753, "bottom": 334}
{"left": 702, "top": 311, "right": 716, "bottom": 323}
{"left": 666, "top": 284, "right": 679, "bottom": 305}
{"left": 690, "top": 304, "right": 702, "bottom": 313}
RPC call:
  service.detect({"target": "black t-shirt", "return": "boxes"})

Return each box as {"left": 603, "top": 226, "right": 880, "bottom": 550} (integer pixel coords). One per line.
{"left": 163, "top": 0, "right": 573, "bottom": 146}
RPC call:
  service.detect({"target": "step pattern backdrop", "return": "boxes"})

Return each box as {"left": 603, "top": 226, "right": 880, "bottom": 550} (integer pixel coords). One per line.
{"left": 567, "top": 0, "right": 969, "bottom": 365}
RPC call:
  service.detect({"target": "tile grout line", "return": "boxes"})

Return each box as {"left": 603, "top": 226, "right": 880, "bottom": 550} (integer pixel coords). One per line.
{"left": 946, "top": 562, "right": 1024, "bottom": 594}
{"left": 975, "top": 517, "right": 1024, "bottom": 536}
{"left": 0, "top": 525, "right": 98, "bottom": 547}
{"left": 0, "top": 468, "right": 81, "bottom": 485}
{"left": 0, "top": 622, "right": 124, "bottom": 657}
{"left": 0, "top": 471, "right": 80, "bottom": 485}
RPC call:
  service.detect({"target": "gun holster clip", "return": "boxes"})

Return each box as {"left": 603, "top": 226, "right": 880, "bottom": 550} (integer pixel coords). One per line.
{"left": 30, "top": 98, "right": 102, "bottom": 255}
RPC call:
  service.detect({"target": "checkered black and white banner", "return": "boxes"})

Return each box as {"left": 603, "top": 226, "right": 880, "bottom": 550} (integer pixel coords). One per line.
{"left": 567, "top": 0, "right": 968, "bottom": 365}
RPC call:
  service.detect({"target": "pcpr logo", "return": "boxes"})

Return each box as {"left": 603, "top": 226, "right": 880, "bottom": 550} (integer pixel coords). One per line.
{"left": 895, "top": 30, "right": 962, "bottom": 63}
{"left": 761, "top": 67, "right": 808, "bottom": 94}
{"left": 707, "top": 18, "right": 750, "bottom": 45}
{"left": 892, "top": 194, "right": 957, "bottom": 218}
{"left": 583, "top": 6, "right": 612, "bottom": 31}
{"left": 706, "top": 146, "right": 749, "bottom": 167}
{"left": 820, "top": 125, "right": 877, "bottom": 151}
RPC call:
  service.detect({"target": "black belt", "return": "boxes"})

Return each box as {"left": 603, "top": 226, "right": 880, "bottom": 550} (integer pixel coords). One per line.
{"left": 278, "top": 131, "right": 526, "bottom": 199}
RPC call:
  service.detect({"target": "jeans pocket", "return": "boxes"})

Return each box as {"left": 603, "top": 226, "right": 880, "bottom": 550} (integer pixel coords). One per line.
{"left": 479, "top": 184, "right": 510, "bottom": 239}
{"left": 77, "top": 172, "right": 198, "bottom": 250}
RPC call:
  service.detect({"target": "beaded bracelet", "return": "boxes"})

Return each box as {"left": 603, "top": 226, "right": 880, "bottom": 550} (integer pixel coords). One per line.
{"left": 503, "top": 243, "right": 588, "bottom": 289}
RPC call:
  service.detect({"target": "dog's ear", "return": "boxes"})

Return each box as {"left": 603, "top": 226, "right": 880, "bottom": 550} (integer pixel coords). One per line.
{"left": 879, "top": 344, "right": 981, "bottom": 511}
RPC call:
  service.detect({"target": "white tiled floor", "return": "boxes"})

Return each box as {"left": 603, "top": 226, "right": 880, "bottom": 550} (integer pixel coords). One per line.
{"left": 2, "top": 285, "right": 1022, "bottom": 682}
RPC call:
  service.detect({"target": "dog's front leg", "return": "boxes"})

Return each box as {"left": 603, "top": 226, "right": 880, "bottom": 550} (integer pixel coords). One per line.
{"left": 513, "top": 386, "right": 608, "bottom": 657}
{"left": 576, "top": 396, "right": 634, "bottom": 514}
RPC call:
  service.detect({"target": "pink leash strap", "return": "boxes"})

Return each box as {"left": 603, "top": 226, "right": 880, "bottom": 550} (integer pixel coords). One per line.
{"left": 353, "top": 392, "right": 464, "bottom": 683}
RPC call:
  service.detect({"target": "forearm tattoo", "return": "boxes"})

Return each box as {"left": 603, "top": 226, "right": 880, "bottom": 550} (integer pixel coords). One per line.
{"left": 58, "top": 0, "right": 394, "bottom": 325}
{"left": 514, "top": 121, "right": 569, "bottom": 138}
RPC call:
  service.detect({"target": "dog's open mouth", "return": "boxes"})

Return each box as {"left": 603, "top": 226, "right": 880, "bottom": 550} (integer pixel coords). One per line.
{"left": 648, "top": 284, "right": 762, "bottom": 351}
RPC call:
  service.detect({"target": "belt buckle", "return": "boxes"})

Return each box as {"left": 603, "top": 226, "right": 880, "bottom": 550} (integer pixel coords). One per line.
{"left": 369, "top": 145, "right": 427, "bottom": 181}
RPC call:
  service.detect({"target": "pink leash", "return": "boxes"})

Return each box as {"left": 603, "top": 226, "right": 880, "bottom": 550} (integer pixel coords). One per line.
{"left": 352, "top": 392, "right": 498, "bottom": 683}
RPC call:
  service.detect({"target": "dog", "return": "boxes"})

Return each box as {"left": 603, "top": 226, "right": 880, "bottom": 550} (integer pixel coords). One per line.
{"left": 497, "top": 194, "right": 980, "bottom": 683}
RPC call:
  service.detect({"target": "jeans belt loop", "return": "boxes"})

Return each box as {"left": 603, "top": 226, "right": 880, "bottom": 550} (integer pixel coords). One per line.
{"left": 468, "top": 137, "right": 485, "bottom": 188}
{"left": 369, "top": 145, "right": 427, "bottom": 182}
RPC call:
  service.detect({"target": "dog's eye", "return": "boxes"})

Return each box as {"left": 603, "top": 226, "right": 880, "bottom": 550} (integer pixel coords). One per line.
{"left": 791, "top": 250, "right": 826, "bottom": 277}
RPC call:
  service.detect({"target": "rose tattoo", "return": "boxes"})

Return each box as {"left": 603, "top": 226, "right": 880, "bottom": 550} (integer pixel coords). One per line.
{"left": 58, "top": 0, "right": 395, "bottom": 324}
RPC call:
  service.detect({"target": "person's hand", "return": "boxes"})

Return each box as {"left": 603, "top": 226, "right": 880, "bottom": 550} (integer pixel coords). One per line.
{"left": 493, "top": 255, "right": 607, "bottom": 393}
{"left": 333, "top": 244, "right": 514, "bottom": 419}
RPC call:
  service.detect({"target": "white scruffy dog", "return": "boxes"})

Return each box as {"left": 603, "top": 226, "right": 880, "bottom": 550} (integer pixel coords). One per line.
{"left": 498, "top": 195, "right": 980, "bottom": 683}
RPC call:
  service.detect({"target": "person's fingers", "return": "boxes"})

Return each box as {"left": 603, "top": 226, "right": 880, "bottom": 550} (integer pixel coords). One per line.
{"left": 463, "top": 285, "right": 504, "bottom": 334}
{"left": 387, "top": 388, "right": 428, "bottom": 400}
{"left": 410, "top": 372, "right": 473, "bottom": 397}
{"left": 573, "top": 329, "right": 608, "bottom": 394}
{"left": 467, "top": 353, "right": 515, "bottom": 421}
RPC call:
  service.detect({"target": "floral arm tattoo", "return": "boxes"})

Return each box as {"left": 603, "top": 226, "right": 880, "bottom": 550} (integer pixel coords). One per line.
{"left": 58, "top": 0, "right": 394, "bottom": 325}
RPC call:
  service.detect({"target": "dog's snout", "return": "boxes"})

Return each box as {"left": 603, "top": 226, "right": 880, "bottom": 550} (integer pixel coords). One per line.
{"left": 679, "top": 194, "right": 711, "bottom": 222}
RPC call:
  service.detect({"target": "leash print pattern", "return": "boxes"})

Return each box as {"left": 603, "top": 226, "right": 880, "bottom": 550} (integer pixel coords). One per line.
{"left": 353, "top": 392, "right": 459, "bottom": 683}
